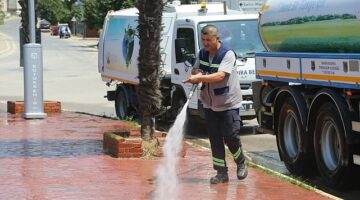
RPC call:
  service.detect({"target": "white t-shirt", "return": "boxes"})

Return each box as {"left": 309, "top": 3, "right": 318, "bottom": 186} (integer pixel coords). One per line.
{"left": 193, "top": 50, "right": 236, "bottom": 74}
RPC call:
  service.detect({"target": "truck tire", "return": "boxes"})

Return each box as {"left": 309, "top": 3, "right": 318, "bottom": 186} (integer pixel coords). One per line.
{"left": 313, "top": 102, "right": 352, "bottom": 189}
{"left": 115, "top": 87, "right": 130, "bottom": 119}
{"left": 278, "top": 97, "right": 312, "bottom": 175}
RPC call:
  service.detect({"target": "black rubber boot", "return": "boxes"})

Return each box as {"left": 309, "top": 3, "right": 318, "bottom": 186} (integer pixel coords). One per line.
{"left": 210, "top": 172, "right": 229, "bottom": 184}
{"left": 237, "top": 161, "right": 248, "bottom": 180}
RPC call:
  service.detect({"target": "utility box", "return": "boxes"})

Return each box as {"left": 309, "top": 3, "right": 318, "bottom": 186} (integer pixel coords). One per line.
{"left": 23, "top": 43, "right": 46, "bottom": 119}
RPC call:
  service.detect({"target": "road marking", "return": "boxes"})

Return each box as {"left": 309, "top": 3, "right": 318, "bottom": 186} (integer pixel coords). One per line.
{"left": 0, "top": 32, "right": 16, "bottom": 58}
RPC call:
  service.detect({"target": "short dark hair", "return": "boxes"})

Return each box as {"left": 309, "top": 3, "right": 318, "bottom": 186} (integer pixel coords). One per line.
{"left": 201, "top": 25, "right": 218, "bottom": 37}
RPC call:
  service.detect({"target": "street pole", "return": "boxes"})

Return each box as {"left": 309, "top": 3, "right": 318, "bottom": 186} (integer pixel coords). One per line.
{"left": 23, "top": 0, "right": 46, "bottom": 119}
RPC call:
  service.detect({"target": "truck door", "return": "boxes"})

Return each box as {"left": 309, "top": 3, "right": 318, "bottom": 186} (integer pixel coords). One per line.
{"left": 172, "top": 27, "right": 199, "bottom": 110}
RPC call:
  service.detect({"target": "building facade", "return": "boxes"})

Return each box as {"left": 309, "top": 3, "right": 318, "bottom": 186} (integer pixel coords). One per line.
{"left": 1, "top": 0, "right": 8, "bottom": 13}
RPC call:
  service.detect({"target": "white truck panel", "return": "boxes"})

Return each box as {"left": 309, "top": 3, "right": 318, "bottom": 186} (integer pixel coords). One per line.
{"left": 256, "top": 52, "right": 360, "bottom": 88}
{"left": 256, "top": 56, "right": 301, "bottom": 80}
{"left": 302, "top": 58, "right": 360, "bottom": 84}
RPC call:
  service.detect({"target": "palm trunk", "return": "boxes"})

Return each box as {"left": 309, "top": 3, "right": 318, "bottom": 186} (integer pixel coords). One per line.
{"left": 136, "top": 0, "right": 163, "bottom": 141}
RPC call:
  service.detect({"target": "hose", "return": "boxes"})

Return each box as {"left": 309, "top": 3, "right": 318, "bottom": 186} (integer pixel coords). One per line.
{"left": 188, "top": 84, "right": 198, "bottom": 100}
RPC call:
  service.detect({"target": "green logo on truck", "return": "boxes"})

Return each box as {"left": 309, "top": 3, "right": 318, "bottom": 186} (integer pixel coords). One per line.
{"left": 122, "top": 25, "right": 136, "bottom": 68}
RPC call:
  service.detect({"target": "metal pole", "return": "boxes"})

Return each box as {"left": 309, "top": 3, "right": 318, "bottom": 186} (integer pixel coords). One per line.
{"left": 223, "top": 1, "right": 227, "bottom": 15}
{"left": 29, "top": 0, "right": 36, "bottom": 43}
{"left": 23, "top": 0, "right": 46, "bottom": 119}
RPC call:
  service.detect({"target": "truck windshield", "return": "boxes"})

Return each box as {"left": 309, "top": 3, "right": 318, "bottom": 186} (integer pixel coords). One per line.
{"left": 198, "top": 20, "right": 265, "bottom": 58}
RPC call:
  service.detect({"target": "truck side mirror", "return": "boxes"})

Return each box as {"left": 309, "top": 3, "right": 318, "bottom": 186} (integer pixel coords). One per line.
{"left": 175, "top": 38, "right": 187, "bottom": 62}
{"left": 175, "top": 38, "right": 195, "bottom": 65}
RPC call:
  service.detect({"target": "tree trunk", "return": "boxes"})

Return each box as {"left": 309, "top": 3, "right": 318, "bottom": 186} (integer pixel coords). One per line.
{"left": 136, "top": 0, "right": 163, "bottom": 141}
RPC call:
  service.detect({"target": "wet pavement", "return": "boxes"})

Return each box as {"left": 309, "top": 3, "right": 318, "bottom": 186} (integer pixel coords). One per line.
{"left": 0, "top": 111, "right": 334, "bottom": 200}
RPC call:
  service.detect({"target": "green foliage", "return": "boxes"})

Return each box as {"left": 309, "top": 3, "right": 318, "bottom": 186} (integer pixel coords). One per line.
{"left": 37, "top": 0, "right": 135, "bottom": 29}
{"left": 82, "top": 0, "right": 135, "bottom": 30}
{"left": 180, "top": 0, "right": 192, "bottom": 4}
{"left": 38, "top": 0, "right": 68, "bottom": 24}
{"left": 71, "top": 6, "right": 82, "bottom": 22}
{"left": 63, "top": 0, "right": 78, "bottom": 10}
{"left": 263, "top": 14, "right": 357, "bottom": 26}
{"left": 0, "top": 11, "right": 4, "bottom": 25}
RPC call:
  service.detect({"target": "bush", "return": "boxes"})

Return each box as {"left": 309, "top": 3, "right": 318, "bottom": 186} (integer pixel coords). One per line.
{"left": 0, "top": 11, "right": 5, "bottom": 25}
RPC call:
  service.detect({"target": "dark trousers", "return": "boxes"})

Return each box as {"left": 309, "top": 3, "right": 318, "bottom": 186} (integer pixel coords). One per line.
{"left": 204, "top": 108, "right": 245, "bottom": 173}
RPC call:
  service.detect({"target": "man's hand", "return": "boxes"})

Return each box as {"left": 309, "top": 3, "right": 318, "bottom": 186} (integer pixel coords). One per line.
{"left": 191, "top": 68, "right": 202, "bottom": 75}
{"left": 183, "top": 73, "right": 202, "bottom": 84}
{"left": 183, "top": 71, "right": 227, "bottom": 84}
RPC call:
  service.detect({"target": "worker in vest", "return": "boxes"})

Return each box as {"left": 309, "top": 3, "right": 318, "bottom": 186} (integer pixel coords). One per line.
{"left": 183, "top": 25, "right": 247, "bottom": 184}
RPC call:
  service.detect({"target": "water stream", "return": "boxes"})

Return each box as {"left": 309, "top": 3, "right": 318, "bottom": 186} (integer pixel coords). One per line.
{"left": 154, "top": 100, "right": 189, "bottom": 200}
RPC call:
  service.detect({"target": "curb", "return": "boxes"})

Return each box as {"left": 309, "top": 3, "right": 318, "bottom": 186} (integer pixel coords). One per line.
{"left": 248, "top": 162, "right": 341, "bottom": 200}
{"left": 69, "top": 36, "right": 98, "bottom": 49}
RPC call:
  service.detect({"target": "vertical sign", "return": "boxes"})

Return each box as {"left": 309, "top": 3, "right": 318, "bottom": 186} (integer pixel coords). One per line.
{"left": 23, "top": 43, "right": 46, "bottom": 118}
{"left": 23, "top": 0, "right": 46, "bottom": 119}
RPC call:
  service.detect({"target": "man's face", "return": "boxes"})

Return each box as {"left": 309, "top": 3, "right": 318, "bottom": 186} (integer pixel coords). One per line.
{"left": 201, "top": 34, "right": 219, "bottom": 52}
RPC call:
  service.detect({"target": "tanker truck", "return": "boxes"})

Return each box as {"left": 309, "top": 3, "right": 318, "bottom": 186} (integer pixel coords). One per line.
{"left": 253, "top": 0, "right": 360, "bottom": 188}
{"left": 98, "top": 1, "right": 265, "bottom": 122}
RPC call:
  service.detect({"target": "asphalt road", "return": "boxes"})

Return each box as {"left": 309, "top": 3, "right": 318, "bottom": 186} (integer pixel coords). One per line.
{"left": 0, "top": 17, "right": 115, "bottom": 116}
{"left": 1, "top": 16, "right": 359, "bottom": 199}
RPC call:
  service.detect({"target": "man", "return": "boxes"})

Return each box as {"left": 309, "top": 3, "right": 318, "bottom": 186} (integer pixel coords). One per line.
{"left": 183, "top": 25, "right": 247, "bottom": 184}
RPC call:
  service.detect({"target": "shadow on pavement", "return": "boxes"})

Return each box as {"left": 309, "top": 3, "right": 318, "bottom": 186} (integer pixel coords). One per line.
{"left": 0, "top": 139, "right": 104, "bottom": 158}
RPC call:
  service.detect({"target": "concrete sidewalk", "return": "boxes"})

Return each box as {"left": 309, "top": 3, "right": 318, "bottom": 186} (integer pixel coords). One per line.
{"left": 70, "top": 35, "right": 99, "bottom": 48}
{"left": 0, "top": 111, "right": 335, "bottom": 200}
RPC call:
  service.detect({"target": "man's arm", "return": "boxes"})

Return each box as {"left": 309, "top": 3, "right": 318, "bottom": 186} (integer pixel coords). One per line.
{"left": 184, "top": 71, "right": 227, "bottom": 84}
{"left": 183, "top": 50, "right": 235, "bottom": 84}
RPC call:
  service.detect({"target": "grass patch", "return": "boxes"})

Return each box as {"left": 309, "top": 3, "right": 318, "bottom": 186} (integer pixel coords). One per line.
{"left": 120, "top": 116, "right": 140, "bottom": 128}
{"left": 248, "top": 162, "right": 316, "bottom": 192}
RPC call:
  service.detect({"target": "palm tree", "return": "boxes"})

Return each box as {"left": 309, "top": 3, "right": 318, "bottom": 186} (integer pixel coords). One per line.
{"left": 136, "top": 0, "right": 163, "bottom": 141}
{"left": 19, "top": 0, "right": 29, "bottom": 43}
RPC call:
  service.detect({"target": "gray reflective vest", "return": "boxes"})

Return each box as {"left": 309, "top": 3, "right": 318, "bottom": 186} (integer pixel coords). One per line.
{"left": 198, "top": 45, "right": 242, "bottom": 111}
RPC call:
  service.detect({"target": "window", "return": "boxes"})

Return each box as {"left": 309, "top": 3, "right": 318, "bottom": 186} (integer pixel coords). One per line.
{"left": 176, "top": 28, "right": 195, "bottom": 63}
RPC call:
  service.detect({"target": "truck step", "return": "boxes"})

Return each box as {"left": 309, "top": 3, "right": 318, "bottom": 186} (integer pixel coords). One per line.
{"left": 263, "top": 102, "right": 272, "bottom": 107}
{"left": 255, "top": 127, "right": 274, "bottom": 135}
{"left": 263, "top": 111, "right": 273, "bottom": 116}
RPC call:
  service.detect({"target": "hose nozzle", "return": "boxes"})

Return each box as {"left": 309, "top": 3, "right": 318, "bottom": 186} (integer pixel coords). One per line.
{"left": 188, "top": 84, "right": 198, "bottom": 100}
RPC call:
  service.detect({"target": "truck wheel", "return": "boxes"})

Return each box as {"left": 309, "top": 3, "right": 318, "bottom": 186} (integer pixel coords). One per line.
{"left": 278, "top": 97, "right": 312, "bottom": 175}
{"left": 314, "top": 102, "right": 352, "bottom": 188}
{"left": 115, "top": 88, "right": 130, "bottom": 119}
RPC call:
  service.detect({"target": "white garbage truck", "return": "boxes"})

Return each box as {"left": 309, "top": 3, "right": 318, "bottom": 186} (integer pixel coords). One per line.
{"left": 98, "top": 1, "right": 265, "bottom": 122}
{"left": 253, "top": 0, "right": 360, "bottom": 188}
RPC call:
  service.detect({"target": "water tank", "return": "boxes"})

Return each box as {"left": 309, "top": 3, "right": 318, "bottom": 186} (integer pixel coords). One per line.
{"left": 259, "top": 0, "right": 360, "bottom": 53}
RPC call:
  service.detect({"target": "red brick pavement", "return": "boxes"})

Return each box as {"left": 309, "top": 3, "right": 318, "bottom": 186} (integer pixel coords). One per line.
{"left": 0, "top": 112, "right": 330, "bottom": 200}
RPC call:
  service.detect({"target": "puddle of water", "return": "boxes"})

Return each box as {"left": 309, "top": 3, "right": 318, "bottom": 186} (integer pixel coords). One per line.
{"left": 154, "top": 100, "right": 189, "bottom": 200}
